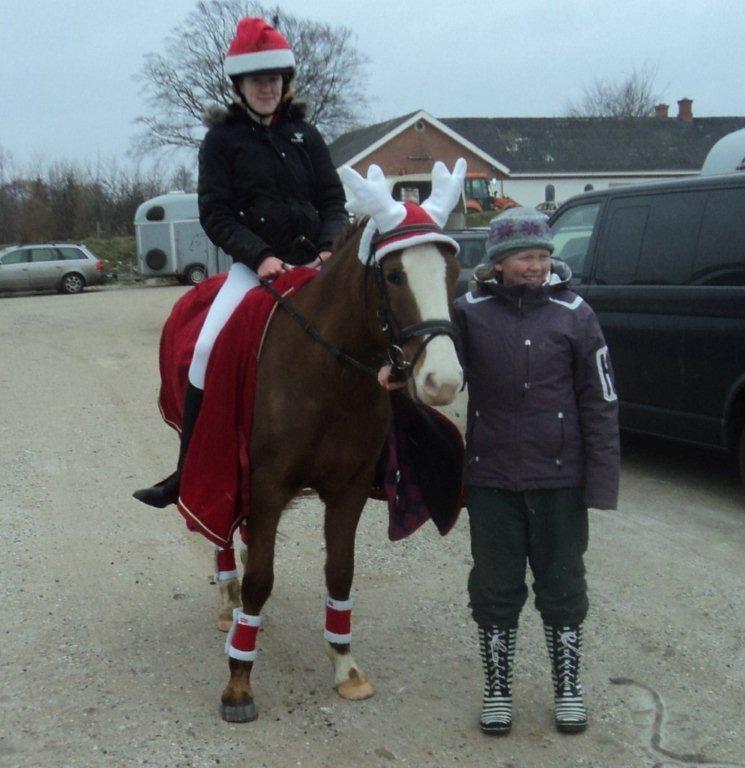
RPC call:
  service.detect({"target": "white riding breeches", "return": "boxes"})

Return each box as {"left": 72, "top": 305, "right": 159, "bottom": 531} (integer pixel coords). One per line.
{"left": 188, "top": 262, "right": 260, "bottom": 388}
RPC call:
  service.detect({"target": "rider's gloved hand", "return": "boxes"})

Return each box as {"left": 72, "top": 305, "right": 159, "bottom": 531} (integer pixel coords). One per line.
{"left": 258, "top": 254, "right": 289, "bottom": 280}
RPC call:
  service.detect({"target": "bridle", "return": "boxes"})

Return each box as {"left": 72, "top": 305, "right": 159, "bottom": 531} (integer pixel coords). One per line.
{"left": 367, "top": 236, "right": 458, "bottom": 382}
{"left": 261, "top": 234, "right": 458, "bottom": 382}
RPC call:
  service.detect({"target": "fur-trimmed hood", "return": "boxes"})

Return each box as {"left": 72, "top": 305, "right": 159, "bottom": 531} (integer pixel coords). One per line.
{"left": 202, "top": 99, "right": 307, "bottom": 128}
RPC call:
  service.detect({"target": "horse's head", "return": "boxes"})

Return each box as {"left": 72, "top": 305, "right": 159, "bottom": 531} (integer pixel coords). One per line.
{"left": 340, "top": 160, "right": 467, "bottom": 406}
{"left": 375, "top": 242, "right": 462, "bottom": 405}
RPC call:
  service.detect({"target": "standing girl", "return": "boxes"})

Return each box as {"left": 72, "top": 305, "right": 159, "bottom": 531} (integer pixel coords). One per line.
{"left": 453, "top": 207, "right": 620, "bottom": 735}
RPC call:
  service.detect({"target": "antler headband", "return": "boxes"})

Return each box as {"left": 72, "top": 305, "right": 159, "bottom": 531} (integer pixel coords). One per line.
{"left": 339, "top": 158, "right": 468, "bottom": 263}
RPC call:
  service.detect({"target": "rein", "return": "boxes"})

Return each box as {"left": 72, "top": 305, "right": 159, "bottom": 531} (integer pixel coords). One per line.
{"left": 259, "top": 277, "right": 378, "bottom": 378}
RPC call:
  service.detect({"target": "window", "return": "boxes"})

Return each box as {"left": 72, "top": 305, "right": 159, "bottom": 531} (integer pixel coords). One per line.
{"left": 545, "top": 184, "right": 555, "bottom": 202}
{"left": 29, "top": 248, "right": 58, "bottom": 263}
{"left": 695, "top": 187, "right": 745, "bottom": 286}
{"left": 595, "top": 204, "right": 649, "bottom": 285}
{"left": 457, "top": 238, "right": 486, "bottom": 268}
{"left": 1, "top": 249, "right": 27, "bottom": 265}
{"left": 146, "top": 205, "right": 165, "bottom": 221}
{"left": 584, "top": 184, "right": 594, "bottom": 192}
{"left": 56, "top": 247, "right": 86, "bottom": 261}
{"left": 550, "top": 202, "right": 600, "bottom": 280}
{"left": 635, "top": 192, "right": 706, "bottom": 285}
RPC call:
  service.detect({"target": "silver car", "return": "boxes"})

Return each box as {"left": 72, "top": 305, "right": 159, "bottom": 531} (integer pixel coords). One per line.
{"left": 0, "top": 243, "right": 107, "bottom": 295}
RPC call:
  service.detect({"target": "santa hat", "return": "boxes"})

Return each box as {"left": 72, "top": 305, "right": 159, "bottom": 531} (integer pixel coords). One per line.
{"left": 339, "top": 159, "right": 467, "bottom": 263}
{"left": 224, "top": 17, "right": 295, "bottom": 77}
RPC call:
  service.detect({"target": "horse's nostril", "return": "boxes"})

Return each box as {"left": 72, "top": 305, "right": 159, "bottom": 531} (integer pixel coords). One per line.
{"left": 423, "top": 373, "right": 457, "bottom": 398}
{"left": 424, "top": 373, "right": 438, "bottom": 393}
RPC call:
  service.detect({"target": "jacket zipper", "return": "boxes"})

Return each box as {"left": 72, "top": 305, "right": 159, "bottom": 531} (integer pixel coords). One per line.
{"left": 557, "top": 411, "right": 565, "bottom": 467}
{"left": 523, "top": 339, "right": 532, "bottom": 396}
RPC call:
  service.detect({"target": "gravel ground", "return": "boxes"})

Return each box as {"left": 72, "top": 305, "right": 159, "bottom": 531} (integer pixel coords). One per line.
{"left": 1, "top": 285, "right": 744, "bottom": 768}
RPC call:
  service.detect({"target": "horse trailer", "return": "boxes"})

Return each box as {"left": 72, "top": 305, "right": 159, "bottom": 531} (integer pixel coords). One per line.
{"left": 134, "top": 192, "right": 231, "bottom": 284}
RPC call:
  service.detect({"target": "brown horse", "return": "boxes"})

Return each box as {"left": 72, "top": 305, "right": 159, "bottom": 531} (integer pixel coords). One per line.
{"left": 214, "top": 215, "right": 463, "bottom": 721}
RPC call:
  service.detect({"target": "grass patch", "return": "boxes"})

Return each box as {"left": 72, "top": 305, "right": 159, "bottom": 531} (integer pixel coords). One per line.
{"left": 466, "top": 211, "right": 495, "bottom": 227}
{"left": 83, "top": 236, "right": 137, "bottom": 275}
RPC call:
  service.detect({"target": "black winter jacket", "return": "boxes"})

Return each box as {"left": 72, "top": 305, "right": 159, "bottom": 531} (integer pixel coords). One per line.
{"left": 198, "top": 101, "right": 348, "bottom": 271}
{"left": 453, "top": 261, "right": 620, "bottom": 510}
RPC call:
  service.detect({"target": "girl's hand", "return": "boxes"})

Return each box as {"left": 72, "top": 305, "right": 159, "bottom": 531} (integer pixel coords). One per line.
{"left": 377, "top": 364, "right": 407, "bottom": 391}
{"left": 258, "top": 255, "right": 289, "bottom": 280}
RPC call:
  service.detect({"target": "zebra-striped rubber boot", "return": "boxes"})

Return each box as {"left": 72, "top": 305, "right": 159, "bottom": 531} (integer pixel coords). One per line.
{"left": 478, "top": 625, "right": 516, "bottom": 735}
{"left": 544, "top": 624, "right": 588, "bottom": 733}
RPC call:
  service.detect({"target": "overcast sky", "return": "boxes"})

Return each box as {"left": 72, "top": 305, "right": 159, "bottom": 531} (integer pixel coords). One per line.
{"left": 2, "top": 0, "right": 744, "bottom": 170}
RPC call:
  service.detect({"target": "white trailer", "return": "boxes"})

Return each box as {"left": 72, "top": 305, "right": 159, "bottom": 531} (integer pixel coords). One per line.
{"left": 134, "top": 192, "right": 231, "bottom": 284}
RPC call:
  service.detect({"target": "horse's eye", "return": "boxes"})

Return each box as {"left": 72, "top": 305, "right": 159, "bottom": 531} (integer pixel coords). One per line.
{"left": 386, "top": 270, "right": 405, "bottom": 286}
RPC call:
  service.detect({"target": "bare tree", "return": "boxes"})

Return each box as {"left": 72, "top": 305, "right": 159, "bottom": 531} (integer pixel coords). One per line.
{"left": 132, "top": 0, "right": 369, "bottom": 156}
{"left": 566, "top": 64, "right": 661, "bottom": 118}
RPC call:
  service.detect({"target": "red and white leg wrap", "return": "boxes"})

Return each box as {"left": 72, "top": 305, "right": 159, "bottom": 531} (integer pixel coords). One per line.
{"left": 225, "top": 609, "right": 261, "bottom": 661}
{"left": 214, "top": 545, "right": 238, "bottom": 582}
{"left": 324, "top": 596, "right": 353, "bottom": 644}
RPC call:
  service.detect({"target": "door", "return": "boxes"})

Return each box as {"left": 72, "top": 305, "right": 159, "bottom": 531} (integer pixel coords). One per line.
{"left": 586, "top": 190, "right": 710, "bottom": 438}
{"left": 27, "top": 247, "right": 64, "bottom": 289}
{"left": 0, "top": 249, "right": 31, "bottom": 291}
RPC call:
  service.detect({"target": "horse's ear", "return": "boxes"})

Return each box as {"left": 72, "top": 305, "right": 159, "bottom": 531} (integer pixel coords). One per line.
{"left": 421, "top": 158, "right": 468, "bottom": 228}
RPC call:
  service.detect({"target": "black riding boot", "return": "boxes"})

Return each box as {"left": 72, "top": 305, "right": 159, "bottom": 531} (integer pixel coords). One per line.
{"left": 133, "top": 383, "right": 204, "bottom": 508}
{"left": 544, "top": 623, "right": 588, "bottom": 733}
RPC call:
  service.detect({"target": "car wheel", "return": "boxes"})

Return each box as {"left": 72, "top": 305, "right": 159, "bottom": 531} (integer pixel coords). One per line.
{"left": 61, "top": 272, "right": 85, "bottom": 294}
{"left": 185, "top": 264, "right": 207, "bottom": 286}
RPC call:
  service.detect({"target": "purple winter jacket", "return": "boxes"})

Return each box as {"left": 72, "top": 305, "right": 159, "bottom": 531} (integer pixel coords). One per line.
{"left": 453, "top": 261, "right": 620, "bottom": 510}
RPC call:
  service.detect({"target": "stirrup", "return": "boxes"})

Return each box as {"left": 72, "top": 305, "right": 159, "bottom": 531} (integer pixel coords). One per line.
{"left": 132, "top": 472, "right": 179, "bottom": 508}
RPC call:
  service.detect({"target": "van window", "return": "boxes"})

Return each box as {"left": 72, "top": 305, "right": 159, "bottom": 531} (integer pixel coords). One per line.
{"left": 636, "top": 192, "right": 706, "bottom": 284}
{"left": 550, "top": 202, "right": 600, "bottom": 280}
{"left": 596, "top": 204, "right": 648, "bottom": 284}
{"left": 457, "top": 237, "right": 486, "bottom": 268}
{"left": 695, "top": 187, "right": 745, "bottom": 285}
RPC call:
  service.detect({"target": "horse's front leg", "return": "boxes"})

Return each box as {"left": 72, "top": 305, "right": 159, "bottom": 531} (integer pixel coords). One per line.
{"left": 215, "top": 539, "right": 247, "bottom": 632}
{"left": 220, "top": 496, "right": 283, "bottom": 723}
{"left": 322, "top": 488, "right": 374, "bottom": 701}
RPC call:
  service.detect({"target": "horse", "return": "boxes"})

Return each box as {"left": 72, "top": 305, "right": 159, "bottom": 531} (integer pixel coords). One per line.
{"left": 158, "top": 162, "right": 465, "bottom": 723}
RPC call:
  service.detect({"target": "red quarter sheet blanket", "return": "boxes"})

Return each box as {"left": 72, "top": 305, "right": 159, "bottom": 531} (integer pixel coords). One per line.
{"left": 156, "top": 269, "right": 462, "bottom": 547}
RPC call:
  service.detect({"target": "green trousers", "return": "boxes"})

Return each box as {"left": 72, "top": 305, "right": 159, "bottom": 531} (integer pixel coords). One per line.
{"left": 466, "top": 486, "right": 589, "bottom": 628}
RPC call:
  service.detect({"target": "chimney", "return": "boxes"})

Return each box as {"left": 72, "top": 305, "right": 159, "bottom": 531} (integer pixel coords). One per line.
{"left": 654, "top": 103, "right": 669, "bottom": 119}
{"left": 677, "top": 98, "right": 693, "bottom": 123}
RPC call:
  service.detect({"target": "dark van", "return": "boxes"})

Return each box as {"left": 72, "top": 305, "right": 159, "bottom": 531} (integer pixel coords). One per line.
{"left": 549, "top": 173, "right": 745, "bottom": 482}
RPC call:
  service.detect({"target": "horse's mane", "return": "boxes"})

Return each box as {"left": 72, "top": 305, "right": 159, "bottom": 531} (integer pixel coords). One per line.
{"left": 331, "top": 219, "right": 367, "bottom": 255}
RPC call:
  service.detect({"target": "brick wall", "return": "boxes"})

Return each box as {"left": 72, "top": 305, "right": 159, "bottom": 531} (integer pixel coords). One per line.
{"left": 352, "top": 121, "right": 507, "bottom": 179}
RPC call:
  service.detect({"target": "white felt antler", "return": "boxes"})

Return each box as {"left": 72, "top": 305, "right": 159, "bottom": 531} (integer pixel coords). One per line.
{"left": 338, "top": 164, "right": 406, "bottom": 233}
{"left": 421, "top": 158, "right": 468, "bottom": 227}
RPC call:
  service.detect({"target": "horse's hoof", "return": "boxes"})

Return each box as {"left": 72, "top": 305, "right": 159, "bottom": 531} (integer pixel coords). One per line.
{"left": 220, "top": 699, "right": 258, "bottom": 723}
{"left": 217, "top": 615, "right": 233, "bottom": 632}
{"left": 336, "top": 673, "right": 374, "bottom": 701}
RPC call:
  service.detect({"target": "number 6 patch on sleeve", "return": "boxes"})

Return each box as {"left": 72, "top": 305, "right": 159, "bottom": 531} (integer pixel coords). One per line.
{"left": 595, "top": 346, "right": 618, "bottom": 402}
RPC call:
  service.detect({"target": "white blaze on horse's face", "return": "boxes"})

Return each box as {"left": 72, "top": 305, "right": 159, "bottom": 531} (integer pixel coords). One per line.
{"left": 399, "top": 243, "right": 463, "bottom": 406}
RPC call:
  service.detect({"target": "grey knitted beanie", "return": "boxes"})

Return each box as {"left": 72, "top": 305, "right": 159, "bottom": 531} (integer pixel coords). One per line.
{"left": 485, "top": 207, "right": 554, "bottom": 262}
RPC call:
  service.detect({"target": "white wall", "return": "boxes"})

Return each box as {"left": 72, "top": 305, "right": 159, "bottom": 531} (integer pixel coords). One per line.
{"left": 500, "top": 174, "right": 696, "bottom": 208}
